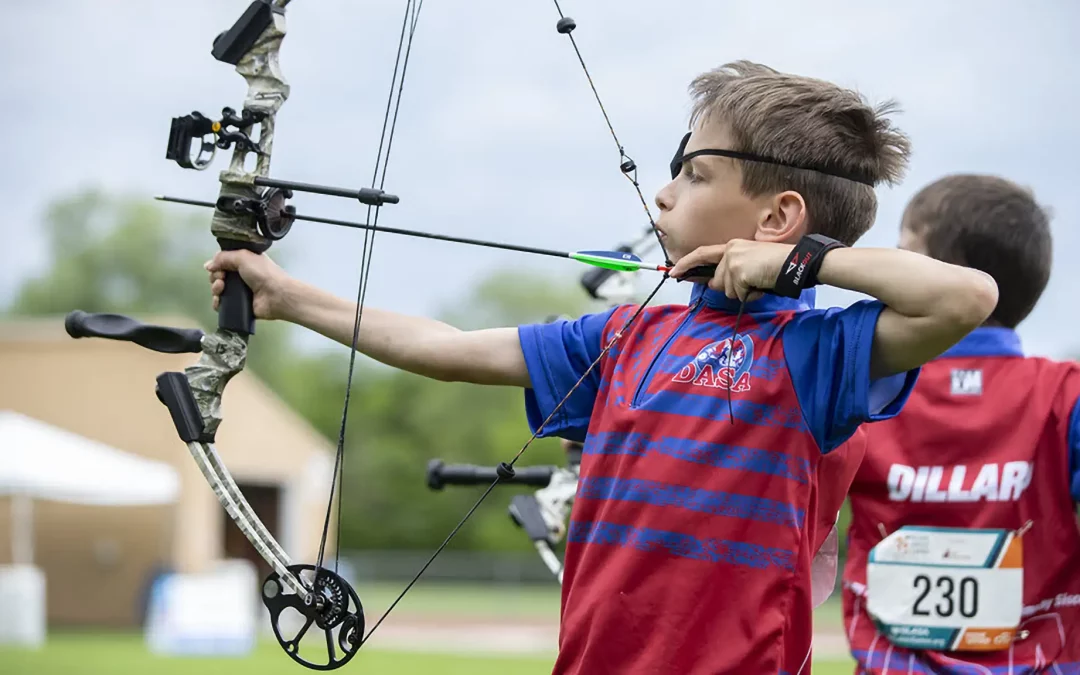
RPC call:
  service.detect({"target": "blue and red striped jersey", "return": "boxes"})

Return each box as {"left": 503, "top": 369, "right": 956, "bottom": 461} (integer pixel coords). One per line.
{"left": 519, "top": 284, "right": 918, "bottom": 675}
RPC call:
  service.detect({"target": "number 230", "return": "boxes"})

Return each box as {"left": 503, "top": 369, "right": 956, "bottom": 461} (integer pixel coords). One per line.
{"left": 913, "top": 575, "right": 978, "bottom": 618}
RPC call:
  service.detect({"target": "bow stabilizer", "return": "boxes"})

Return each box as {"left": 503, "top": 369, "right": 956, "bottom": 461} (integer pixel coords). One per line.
{"left": 426, "top": 456, "right": 579, "bottom": 583}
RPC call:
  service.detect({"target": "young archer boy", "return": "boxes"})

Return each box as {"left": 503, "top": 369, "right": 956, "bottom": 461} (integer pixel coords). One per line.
{"left": 207, "top": 62, "right": 997, "bottom": 674}
{"left": 842, "top": 174, "right": 1080, "bottom": 673}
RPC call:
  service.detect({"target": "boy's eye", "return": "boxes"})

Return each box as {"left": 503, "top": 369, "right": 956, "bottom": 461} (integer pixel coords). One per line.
{"left": 682, "top": 163, "right": 701, "bottom": 182}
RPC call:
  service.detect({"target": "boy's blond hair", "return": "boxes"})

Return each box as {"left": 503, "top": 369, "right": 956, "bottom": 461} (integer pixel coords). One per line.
{"left": 689, "top": 61, "right": 911, "bottom": 245}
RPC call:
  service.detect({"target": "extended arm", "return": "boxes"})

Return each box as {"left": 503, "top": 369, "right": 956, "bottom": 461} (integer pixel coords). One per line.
{"left": 208, "top": 249, "right": 530, "bottom": 386}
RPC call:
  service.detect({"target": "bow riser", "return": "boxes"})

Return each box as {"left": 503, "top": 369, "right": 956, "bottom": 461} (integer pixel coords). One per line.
{"left": 182, "top": 330, "right": 246, "bottom": 440}
{"left": 212, "top": 5, "right": 289, "bottom": 249}
{"left": 65, "top": 2, "right": 366, "bottom": 668}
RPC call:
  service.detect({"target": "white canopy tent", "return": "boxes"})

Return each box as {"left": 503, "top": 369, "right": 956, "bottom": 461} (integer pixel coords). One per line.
{"left": 0, "top": 409, "right": 179, "bottom": 564}
{"left": 0, "top": 410, "right": 180, "bottom": 647}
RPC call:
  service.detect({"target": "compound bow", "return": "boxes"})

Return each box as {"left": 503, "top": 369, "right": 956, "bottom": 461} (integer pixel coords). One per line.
{"left": 63, "top": 0, "right": 674, "bottom": 669}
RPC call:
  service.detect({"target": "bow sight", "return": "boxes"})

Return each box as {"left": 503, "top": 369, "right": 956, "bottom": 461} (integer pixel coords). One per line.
{"left": 165, "top": 0, "right": 398, "bottom": 256}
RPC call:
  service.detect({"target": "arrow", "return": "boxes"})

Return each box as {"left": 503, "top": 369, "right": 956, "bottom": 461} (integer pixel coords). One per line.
{"left": 156, "top": 195, "right": 681, "bottom": 275}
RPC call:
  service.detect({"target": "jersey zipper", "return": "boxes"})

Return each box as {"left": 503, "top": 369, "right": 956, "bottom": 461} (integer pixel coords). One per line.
{"left": 630, "top": 297, "right": 704, "bottom": 408}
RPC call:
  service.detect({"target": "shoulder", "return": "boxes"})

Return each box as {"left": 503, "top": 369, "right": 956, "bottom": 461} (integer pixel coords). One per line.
{"left": 1033, "top": 357, "right": 1080, "bottom": 416}
{"left": 1020, "top": 354, "right": 1080, "bottom": 378}
{"left": 1000, "top": 355, "right": 1080, "bottom": 406}
{"left": 782, "top": 299, "right": 886, "bottom": 332}
{"left": 778, "top": 300, "right": 888, "bottom": 371}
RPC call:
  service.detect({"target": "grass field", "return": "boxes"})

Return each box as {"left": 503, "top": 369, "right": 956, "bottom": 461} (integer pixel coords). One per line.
{"left": 0, "top": 583, "right": 857, "bottom": 674}
{"left": 360, "top": 580, "right": 563, "bottom": 618}
{"left": 0, "top": 635, "right": 857, "bottom": 675}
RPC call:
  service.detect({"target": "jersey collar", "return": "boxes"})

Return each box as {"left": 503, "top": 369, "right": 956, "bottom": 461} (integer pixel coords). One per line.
{"left": 940, "top": 326, "right": 1024, "bottom": 359}
{"left": 690, "top": 283, "right": 815, "bottom": 313}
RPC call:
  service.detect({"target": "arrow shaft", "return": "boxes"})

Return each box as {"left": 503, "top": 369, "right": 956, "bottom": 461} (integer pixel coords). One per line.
{"left": 156, "top": 195, "right": 573, "bottom": 261}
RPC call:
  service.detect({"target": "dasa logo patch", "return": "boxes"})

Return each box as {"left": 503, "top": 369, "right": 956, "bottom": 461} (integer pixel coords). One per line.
{"left": 672, "top": 335, "right": 755, "bottom": 392}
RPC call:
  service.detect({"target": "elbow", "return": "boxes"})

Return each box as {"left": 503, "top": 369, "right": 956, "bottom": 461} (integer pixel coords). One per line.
{"left": 944, "top": 268, "right": 999, "bottom": 331}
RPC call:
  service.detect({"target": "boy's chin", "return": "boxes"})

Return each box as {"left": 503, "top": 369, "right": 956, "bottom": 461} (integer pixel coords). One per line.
{"left": 664, "top": 243, "right": 689, "bottom": 262}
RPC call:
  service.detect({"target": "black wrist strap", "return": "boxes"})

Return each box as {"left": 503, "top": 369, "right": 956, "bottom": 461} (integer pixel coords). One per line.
{"left": 772, "top": 234, "right": 846, "bottom": 298}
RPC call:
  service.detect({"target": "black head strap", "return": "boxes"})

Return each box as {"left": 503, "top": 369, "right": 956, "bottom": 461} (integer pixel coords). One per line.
{"left": 669, "top": 132, "right": 874, "bottom": 186}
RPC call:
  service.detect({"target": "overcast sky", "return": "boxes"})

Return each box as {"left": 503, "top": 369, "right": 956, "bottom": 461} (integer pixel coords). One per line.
{"left": 2, "top": 0, "right": 1077, "bottom": 357}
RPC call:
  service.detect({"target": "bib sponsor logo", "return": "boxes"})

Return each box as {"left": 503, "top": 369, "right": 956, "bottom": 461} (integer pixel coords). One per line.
{"left": 891, "top": 625, "right": 930, "bottom": 637}
{"left": 1020, "top": 592, "right": 1080, "bottom": 616}
{"left": 886, "top": 462, "right": 1033, "bottom": 503}
{"left": 951, "top": 368, "right": 983, "bottom": 395}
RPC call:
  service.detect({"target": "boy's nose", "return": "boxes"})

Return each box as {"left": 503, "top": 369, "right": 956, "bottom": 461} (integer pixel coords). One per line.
{"left": 655, "top": 183, "right": 674, "bottom": 211}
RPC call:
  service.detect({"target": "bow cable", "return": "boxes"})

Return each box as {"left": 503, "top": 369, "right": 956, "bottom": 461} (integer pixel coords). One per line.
{"left": 550, "top": 0, "right": 670, "bottom": 266}
{"left": 315, "top": 0, "right": 426, "bottom": 585}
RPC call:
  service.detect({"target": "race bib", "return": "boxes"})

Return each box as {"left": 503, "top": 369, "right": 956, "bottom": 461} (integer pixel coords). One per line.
{"left": 866, "top": 526, "right": 1023, "bottom": 652}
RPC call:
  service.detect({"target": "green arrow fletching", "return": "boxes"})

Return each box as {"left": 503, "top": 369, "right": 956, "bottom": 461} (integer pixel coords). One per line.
{"left": 570, "top": 250, "right": 655, "bottom": 272}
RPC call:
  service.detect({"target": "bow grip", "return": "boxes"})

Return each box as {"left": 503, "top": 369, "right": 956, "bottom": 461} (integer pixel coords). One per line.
{"left": 65, "top": 311, "right": 204, "bottom": 354}
{"left": 216, "top": 240, "right": 263, "bottom": 336}
{"left": 678, "top": 263, "right": 718, "bottom": 280}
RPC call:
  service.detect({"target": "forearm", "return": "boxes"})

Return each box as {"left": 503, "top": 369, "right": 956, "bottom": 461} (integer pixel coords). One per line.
{"left": 818, "top": 247, "right": 998, "bottom": 377}
{"left": 818, "top": 248, "right": 995, "bottom": 322}
{"left": 278, "top": 278, "right": 529, "bottom": 386}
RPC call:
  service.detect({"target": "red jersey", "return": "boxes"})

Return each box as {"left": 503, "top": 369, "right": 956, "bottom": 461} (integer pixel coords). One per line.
{"left": 843, "top": 327, "right": 1080, "bottom": 673}
{"left": 519, "top": 285, "right": 917, "bottom": 674}
{"left": 813, "top": 432, "right": 867, "bottom": 606}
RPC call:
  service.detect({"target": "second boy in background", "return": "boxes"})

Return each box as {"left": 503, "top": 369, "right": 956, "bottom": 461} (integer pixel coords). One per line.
{"left": 842, "top": 174, "right": 1080, "bottom": 672}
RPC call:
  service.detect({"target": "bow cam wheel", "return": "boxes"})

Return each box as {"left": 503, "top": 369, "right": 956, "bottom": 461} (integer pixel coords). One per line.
{"left": 262, "top": 564, "right": 364, "bottom": 671}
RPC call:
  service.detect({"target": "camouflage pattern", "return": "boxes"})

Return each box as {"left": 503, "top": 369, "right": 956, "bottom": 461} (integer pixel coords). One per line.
{"left": 183, "top": 329, "right": 308, "bottom": 598}
{"left": 184, "top": 329, "right": 247, "bottom": 440}
{"left": 210, "top": 3, "right": 290, "bottom": 248}
{"left": 187, "top": 440, "right": 305, "bottom": 597}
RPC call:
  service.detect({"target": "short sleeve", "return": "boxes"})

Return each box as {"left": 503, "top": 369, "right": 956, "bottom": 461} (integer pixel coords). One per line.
{"left": 782, "top": 300, "right": 920, "bottom": 454}
{"left": 517, "top": 307, "right": 619, "bottom": 441}
{"left": 1068, "top": 397, "right": 1080, "bottom": 502}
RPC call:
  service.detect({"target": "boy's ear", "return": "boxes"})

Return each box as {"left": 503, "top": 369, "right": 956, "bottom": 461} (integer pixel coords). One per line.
{"left": 754, "top": 190, "right": 808, "bottom": 243}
